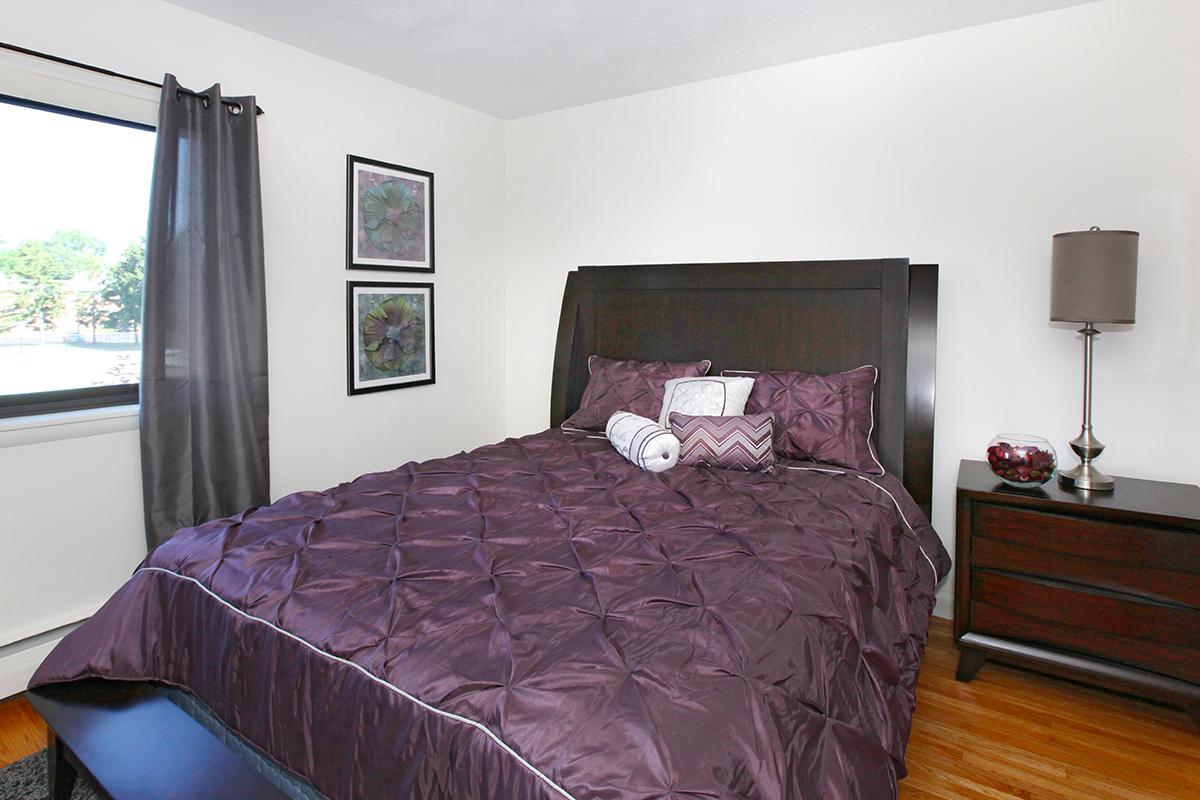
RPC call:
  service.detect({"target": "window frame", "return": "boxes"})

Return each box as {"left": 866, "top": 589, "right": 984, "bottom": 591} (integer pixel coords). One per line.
{"left": 0, "top": 92, "right": 154, "bottom": 420}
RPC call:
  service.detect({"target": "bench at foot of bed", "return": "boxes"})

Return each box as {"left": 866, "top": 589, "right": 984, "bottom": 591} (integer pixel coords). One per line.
{"left": 28, "top": 679, "right": 288, "bottom": 800}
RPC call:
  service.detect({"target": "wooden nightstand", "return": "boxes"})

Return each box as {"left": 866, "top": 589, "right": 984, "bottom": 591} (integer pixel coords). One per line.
{"left": 954, "top": 459, "right": 1200, "bottom": 726}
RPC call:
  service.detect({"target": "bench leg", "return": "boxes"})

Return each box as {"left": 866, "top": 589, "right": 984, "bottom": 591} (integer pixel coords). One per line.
{"left": 955, "top": 647, "right": 986, "bottom": 682}
{"left": 47, "top": 731, "right": 78, "bottom": 800}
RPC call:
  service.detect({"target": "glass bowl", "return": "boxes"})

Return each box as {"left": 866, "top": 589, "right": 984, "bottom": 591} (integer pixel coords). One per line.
{"left": 986, "top": 434, "right": 1058, "bottom": 488}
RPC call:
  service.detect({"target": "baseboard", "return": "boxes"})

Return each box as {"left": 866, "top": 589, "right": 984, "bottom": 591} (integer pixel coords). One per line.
{"left": 0, "top": 640, "right": 60, "bottom": 700}
{"left": 1, "top": 603, "right": 102, "bottom": 649}
{"left": 0, "top": 619, "right": 84, "bottom": 700}
{"left": 933, "top": 592, "right": 953, "bottom": 620}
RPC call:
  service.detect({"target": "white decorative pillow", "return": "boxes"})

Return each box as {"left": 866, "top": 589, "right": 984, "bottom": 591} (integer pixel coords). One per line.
{"left": 658, "top": 376, "right": 756, "bottom": 429}
{"left": 606, "top": 411, "right": 680, "bottom": 472}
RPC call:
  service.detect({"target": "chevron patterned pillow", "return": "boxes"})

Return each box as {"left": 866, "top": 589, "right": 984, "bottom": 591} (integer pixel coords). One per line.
{"left": 669, "top": 412, "right": 776, "bottom": 472}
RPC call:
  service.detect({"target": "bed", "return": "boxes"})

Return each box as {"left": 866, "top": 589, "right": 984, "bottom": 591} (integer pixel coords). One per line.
{"left": 30, "top": 258, "right": 950, "bottom": 800}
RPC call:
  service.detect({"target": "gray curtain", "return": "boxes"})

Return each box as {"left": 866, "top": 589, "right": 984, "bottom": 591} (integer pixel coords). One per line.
{"left": 140, "top": 75, "right": 269, "bottom": 548}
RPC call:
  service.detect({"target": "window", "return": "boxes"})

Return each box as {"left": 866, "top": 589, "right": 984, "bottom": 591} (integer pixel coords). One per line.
{"left": 0, "top": 95, "right": 155, "bottom": 418}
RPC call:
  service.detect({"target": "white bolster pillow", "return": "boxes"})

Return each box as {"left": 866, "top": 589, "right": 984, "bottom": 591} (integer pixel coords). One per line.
{"left": 605, "top": 411, "right": 680, "bottom": 473}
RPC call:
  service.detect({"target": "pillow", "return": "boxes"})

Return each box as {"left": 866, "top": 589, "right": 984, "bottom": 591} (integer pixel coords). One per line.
{"left": 562, "top": 356, "right": 711, "bottom": 432}
{"left": 670, "top": 412, "right": 776, "bottom": 472}
{"left": 723, "top": 365, "right": 882, "bottom": 474}
{"left": 605, "top": 411, "right": 680, "bottom": 473}
{"left": 657, "top": 376, "right": 755, "bottom": 429}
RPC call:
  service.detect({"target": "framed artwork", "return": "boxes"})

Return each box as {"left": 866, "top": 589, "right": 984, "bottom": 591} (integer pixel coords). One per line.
{"left": 347, "top": 281, "right": 435, "bottom": 394}
{"left": 346, "top": 155, "right": 434, "bottom": 272}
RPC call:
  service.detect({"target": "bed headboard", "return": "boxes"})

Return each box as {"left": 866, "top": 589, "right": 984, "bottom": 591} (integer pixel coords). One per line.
{"left": 549, "top": 259, "right": 938, "bottom": 516}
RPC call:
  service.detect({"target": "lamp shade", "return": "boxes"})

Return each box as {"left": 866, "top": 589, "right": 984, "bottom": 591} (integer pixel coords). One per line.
{"left": 1050, "top": 228, "right": 1139, "bottom": 323}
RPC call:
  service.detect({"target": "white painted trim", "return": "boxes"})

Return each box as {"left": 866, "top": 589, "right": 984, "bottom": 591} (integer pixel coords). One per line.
{"left": 0, "top": 50, "right": 159, "bottom": 124}
{"left": 138, "top": 567, "right": 578, "bottom": 800}
{"left": 0, "top": 601, "right": 102, "bottom": 649}
{"left": 0, "top": 638, "right": 62, "bottom": 701}
{"left": 932, "top": 592, "right": 953, "bottom": 620}
{"left": 0, "top": 404, "right": 138, "bottom": 449}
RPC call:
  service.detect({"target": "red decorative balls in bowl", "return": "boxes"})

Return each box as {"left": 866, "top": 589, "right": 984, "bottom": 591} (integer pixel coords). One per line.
{"left": 986, "top": 434, "right": 1058, "bottom": 488}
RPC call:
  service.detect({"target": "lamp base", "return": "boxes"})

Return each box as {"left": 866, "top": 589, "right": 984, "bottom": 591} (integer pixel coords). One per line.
{"left": 1062, "top": 325, "right": 1114, "bottom": 493}
{"left": 1058, "top": 462, "right": 1115, "bottom": 492}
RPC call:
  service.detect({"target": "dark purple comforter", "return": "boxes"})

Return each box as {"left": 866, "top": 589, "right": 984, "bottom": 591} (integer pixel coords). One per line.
{"left": 33, "top": 429, "right": 949, "bottom": 800}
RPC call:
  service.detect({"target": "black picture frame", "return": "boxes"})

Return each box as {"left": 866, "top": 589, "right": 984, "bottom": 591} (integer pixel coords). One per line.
{"left": 346, "top": 281, "right": 436, "bottom": 395}
{"left": 345, "top": 154, "right": 435, "bottom": 273}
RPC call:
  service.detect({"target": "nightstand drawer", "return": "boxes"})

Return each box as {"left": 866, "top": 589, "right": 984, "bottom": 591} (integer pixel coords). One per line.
{"left": 956, "top": 460, "right": 1200, "bottom": 712}
{"left": 971, "top": 570, "right": 1200, "bottom": 682}
{"left": 972, "top": 503, "right": 1200, "bottom": 606}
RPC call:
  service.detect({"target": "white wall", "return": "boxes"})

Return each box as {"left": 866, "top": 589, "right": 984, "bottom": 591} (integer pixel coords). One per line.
{"left": 2, "top": 0, "right": 1196, "bottom": 692}
{"left": 0, "top": 0, "right": 507, "bottom": 694}
{"left": 504, "top": 0, "right": 1200, "bottom": 616}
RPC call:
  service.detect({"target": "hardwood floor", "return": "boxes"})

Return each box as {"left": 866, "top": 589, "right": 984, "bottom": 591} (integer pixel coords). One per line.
{"left": 0, "top": 693, "right": 45, "bottom": 769}
{"left": 1, "top": 618, "right": 1196, "bottom": 796}
{"left": 901, "top": 618, "right": 1199, "bottom": 800}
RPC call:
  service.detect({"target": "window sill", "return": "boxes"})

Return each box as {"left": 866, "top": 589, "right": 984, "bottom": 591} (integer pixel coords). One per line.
{"left": 0, "top": 403, "right": 139, "bottom": 449}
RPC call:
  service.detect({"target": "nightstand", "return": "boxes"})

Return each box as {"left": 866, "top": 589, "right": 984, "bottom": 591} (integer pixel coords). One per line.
{"left": 954, "top": 459, "right": 1200, "bottom": 727}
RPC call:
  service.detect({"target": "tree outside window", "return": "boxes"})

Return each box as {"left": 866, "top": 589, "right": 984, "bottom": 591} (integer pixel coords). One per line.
{"left": 0, "top": 96, "right": 154, "bottom": 408}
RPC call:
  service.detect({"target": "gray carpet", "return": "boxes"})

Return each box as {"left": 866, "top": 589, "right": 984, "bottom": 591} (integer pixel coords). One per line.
{"left": 0, "top": 751, "right": 96, "bottom": 800}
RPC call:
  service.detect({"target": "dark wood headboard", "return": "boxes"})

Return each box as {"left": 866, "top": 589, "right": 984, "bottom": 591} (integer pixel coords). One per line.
{"left": 549, "top": 259, "right": 938, "bottom": 516}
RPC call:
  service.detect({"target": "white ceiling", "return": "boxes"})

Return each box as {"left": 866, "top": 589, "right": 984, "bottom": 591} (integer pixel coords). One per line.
{"left": 166, "top": 0, "right": 1093, "bottom": 119}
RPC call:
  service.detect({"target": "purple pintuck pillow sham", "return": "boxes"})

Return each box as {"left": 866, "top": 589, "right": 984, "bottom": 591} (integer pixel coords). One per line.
{"left": 723, "top": 365, "right": 883, "bottom": 474}
{"left": 562, "top": 355, "right": 711, "bottom": 432}
{"left": 670, "top": 412, "right": 776, "bottom": 472}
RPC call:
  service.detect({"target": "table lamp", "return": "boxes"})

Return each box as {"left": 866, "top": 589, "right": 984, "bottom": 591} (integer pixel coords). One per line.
{"left": 1050, "top": 226, "right": 1139, "bottom": 491}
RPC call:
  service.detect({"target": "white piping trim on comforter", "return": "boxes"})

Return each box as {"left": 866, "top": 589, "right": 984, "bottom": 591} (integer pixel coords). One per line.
{"left": 137, "top": 566, "right": 578, "bottom": 800}
{"left": 781, "top": 466, "right": 939, "bottom": 581}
